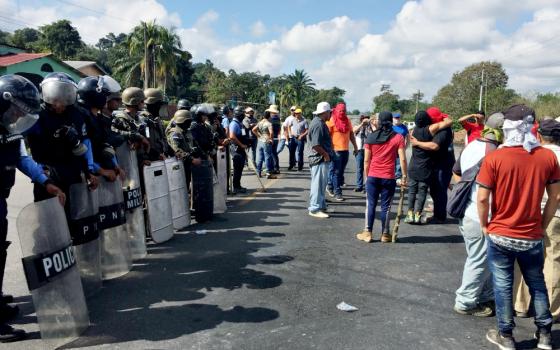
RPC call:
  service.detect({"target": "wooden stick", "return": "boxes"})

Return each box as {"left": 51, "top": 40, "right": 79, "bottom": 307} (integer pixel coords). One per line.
{"left": 391, "top": 185, "right": 406, "bottom": 243}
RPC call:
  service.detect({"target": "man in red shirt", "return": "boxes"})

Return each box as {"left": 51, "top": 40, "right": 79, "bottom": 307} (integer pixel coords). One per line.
{"left": 459, "top": 112, "right": 485, "bottom": 144}
{"left": 477, "top": 104, "right": 560, "bottom": 350}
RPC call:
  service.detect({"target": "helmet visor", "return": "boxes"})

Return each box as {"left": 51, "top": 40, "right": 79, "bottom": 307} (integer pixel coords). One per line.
{"left": 41, "top": 80, "right": 77, "bottom": 106}
{"left": 100, "top": 75, "right": 121, "bottom": 94}
{"left": 2, "top": 102, "right": 39, "bottom": 133}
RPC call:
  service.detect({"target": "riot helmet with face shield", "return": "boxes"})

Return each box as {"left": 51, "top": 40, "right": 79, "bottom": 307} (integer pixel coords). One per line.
{"left": 40, "top": 72, "right": 78, "bottom": 113}
{"left": 0, "top": 74, "right": 41, "bottom": 134}
{"left": 77, "top": 75, "right": 121, "bottom": 109}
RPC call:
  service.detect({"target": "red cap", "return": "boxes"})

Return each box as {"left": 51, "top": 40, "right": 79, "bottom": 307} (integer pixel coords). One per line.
{"left": 427, "top": 107, "right": 444, "bottom": 123}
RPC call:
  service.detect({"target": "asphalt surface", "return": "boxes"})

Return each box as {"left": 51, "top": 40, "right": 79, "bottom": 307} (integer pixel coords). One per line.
{"left": 2, "top": 144, "right": 557, "bottom": 350}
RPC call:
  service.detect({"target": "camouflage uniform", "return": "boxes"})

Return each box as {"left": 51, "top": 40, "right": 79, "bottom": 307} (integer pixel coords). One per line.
{"left": 139, "top": 111, "right": 173, "bottom": 160}
{"left": 167, "top": 124, "right": 195, "bottom": 189}
{"left": 111, "top": 109, "right": 149, "bottom": 164}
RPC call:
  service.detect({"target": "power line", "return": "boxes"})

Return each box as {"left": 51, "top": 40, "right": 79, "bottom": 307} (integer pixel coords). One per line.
{"left": 55, "top": 0, "right": 138, "bottom": 26}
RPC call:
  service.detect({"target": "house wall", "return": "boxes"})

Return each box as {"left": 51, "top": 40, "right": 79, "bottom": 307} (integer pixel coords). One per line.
{"left": 2, "top": 57, "right": 83, "bottom": 82}
{"left": 78, "top": 65, "right": 105, "bottom": 77}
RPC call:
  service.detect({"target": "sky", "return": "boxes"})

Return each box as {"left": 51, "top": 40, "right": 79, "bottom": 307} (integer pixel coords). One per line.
{"left": 1, "top": 0, "right": 560, "bottom": 110}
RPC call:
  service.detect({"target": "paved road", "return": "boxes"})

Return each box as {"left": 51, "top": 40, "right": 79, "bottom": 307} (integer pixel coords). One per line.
{"left": 2, "top": 146, "right": 552, "bottom": 350}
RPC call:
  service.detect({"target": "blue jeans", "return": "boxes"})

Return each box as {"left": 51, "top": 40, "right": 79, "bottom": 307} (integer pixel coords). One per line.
{"left": 288, "top": 137, "right": 297, "bottom": 169}
{"left": 296, "top": 139, "right": 306, "bottom": 170}
{"left": 276, "top": 139, "right": 286, "bottom": 154}
{"left": 366, "top": 177, "right": 396, "bottom": 234}
{"left": 308, "top": 161, "right": 329, "bottom": 212}
{"left": 355, "top": 149, "right": 364, "bottom": 190}
{"left": 272, "top": 139, "right": 280, "bottom": 171}
{"left": 455, "top": 216, "right": 494, "bottom": 310}
{"left": 249, "top": 138, "right": 257, "bottom": 164}
{"left": 395, "top": 157, "right": 402, "bottom": 179}
{"left": 256, "top": 141, "right": 274, "bottom": 174}
{"left": 487, "top": 237, "right": 552, "bottom": 336}
{"left": 328, "top": 150, "right": 349, "bottom": 196}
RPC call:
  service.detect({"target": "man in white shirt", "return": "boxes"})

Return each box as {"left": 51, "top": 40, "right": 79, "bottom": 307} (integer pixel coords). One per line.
{"left": 284, "top": 106, "right": 297, "bottom": 170}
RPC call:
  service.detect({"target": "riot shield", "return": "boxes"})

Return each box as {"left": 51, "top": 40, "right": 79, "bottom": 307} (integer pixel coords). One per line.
{"left": 192, "top": 160, "right": 214, "bottom": 223}
{"left": 143, "top": 161, "right": 174, "bottom": 243}
{"left": 98, "top": 177, "right": 132, "bottom": 280}
{"left": 165, "top": 158, "right": 190, "bottom": 230}
{"left": 68, "top": 181, "right": 102, "bottom": 296}
{"left": 213, "top": 168, "right": 227, "bottom": 214}
{"left": 116, "top": 144, "right": 147, "bottom": 259}
{"left": 216, "top": 147, "right": 228, "bottom": 195}
{"left": 17, "top": 197, "right": 89, "bottom": 348}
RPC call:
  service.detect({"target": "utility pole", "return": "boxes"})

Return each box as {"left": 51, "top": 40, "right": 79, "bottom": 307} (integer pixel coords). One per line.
{"left": 478, "top": 69, "right": 484, "bottom": 111}
{"left": 484, "top": 78, "right": 488, "bottom": 114}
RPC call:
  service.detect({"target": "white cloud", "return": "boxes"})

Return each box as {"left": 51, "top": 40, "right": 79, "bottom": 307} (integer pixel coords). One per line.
{"left": 250, "top": 20, "right": 266, "bottom": 38}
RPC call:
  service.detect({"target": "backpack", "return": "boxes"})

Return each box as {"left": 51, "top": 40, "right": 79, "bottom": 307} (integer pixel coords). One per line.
{"left": 446, "top": 159, "right": 483, "bottom": 219}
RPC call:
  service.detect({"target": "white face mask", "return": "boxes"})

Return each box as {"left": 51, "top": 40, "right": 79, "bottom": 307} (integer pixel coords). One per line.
{"left": 393, "top": 118, "right": 402, "bottom": 125}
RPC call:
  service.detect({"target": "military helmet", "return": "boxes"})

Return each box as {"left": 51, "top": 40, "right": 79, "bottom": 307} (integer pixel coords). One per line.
{"left": 144, "top": 88, "right": 166, "bottom": 105}
{"left": 177, "top": 99, "right": 190, "bottom": 110}
{"left": 122, "top": 87, "right": 145, "bottom": 106}
{"left": 174, "top": 110, "right": 192, "bottom": 124}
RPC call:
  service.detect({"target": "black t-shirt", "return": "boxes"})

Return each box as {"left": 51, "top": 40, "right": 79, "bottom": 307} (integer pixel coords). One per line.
{"left": 432, "top": 128, "right": 455, "bottom": 168}
{"left": 408, "top": 126, "right": 434, "bottom": 181}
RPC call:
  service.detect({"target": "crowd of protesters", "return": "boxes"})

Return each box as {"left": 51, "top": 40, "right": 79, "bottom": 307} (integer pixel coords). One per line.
{"left": 306, "top": 100, "right": 560, "bottom": 350}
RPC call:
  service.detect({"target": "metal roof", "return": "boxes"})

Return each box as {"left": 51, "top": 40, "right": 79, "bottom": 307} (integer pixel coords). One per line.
{"left": 0, "top": 53, "right": 50, "bottom": 67}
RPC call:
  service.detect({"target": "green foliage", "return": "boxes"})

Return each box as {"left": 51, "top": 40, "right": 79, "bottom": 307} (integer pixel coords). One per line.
{"left": 9, "top": 28, "right": 41, "bottom": 50}
{"left": 38, "top": 20, "right": 83, "bottom": 59}
{"left": 0, "top": 30, "right": 11, "bottom": 44}
{"left": 373, "top": 90, "right": 400, "bottom": 112}
{"left": 514, "top": 93, "right": 560, "bottom": 119}
{"left": 432, "top": 61, "right": 513, "bottom": 117}
{"left": 350, "top": 109, "right": 360, "bottom": 115}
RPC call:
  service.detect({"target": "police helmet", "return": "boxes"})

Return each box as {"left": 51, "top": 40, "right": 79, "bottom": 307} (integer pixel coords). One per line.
{"left": 0, "top": 74, "right": 41, "bottom": 133}
{"left": 77, "top": 75, "right": 121, "bottom": 109}
{"left": 40, "top": 72, "right": 78, "bottom": 107}
{"left": 197, "top": 103, "right": 215, "bottom": 116}
{"left": 233, "top": 106, "right": 245, "bottom": 118}
{"left": 122, "top": 87, "right": 145, "bottom": 106}
{"left": 177, "top": 99, "right": 191, "bottom": 110}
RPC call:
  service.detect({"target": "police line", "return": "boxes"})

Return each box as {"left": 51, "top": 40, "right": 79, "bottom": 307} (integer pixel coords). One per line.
{"left": 16, "top": 145, "right": 228, "bottom": 348}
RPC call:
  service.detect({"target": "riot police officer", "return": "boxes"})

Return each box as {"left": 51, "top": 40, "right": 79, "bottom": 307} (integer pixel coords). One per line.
{"left": 77, "top": 75, "right": 125, "bottom": 181}
{"left": 166, "top": 109, "right": 200, "bottom": 190}
{"left": 0, "top": 75, "right": 65, "bottom": 342}
{"left": 190, "top": 104, "right": 216, "bottom": 161}
{"left": 143, "top": 88, "right": 173, "bottom": 160}
{"left": 26, "top": 72, "right": 99, "bottom": 200}
{"left": 111, "top": 87, "right": 151, "bottom": 167}
{"left": 229, "top": 106, "right": 249, "bottom": 194}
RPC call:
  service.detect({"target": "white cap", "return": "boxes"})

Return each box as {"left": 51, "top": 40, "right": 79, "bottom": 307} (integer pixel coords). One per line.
{"left": 312, "top": 102, "right": 331, "bottom": 115}
{"left": 245, "top": 107, "right": 254, "bottom": 113}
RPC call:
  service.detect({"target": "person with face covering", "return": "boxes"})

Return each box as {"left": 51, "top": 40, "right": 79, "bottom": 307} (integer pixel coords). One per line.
{"left": 356, "top": 111, "right": 407, "bottom": 243}
{"left": 477, "top": 105, "right": 560, "bottom": 350}
{"left": 405, "top": 111, "right": 453, "bottom": 224}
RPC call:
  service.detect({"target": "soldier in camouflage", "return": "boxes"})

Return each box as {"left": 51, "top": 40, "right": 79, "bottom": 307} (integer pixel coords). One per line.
{"left": 143, "top": 88, "right": 173, "bottom": 160}
{"left": 166, "top": 109, "right": 201, "bottom": 189}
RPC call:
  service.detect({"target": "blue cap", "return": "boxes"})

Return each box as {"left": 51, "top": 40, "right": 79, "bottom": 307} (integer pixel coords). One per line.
{"left": 393, "top": 112, "right": 402, "bottom": 118}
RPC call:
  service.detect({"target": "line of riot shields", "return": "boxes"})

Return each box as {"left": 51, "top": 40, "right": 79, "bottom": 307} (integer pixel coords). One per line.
{"left": 16, "top": 143, "right": 229, "bottom": 348}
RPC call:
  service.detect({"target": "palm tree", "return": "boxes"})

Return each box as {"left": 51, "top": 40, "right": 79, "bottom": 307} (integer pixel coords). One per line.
{"left": 287, "top": 69, "right": 316, "bottom": 105}
{"left": 154, "top": 27, "right": 188, "bottom": 93}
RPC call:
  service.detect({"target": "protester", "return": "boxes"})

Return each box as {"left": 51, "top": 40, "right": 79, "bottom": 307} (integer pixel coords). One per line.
{"left": 410, "top": 106, "right": 455, "bottom": 223}
{"left": 353, "top": 115, "right": 378, "bottom": 192}
{"left": 284, "top": 106, "right": 297, "bottom": 170}
{"left": 452, "top": 112, "right": 504, "bottom": 317}
{"left": 287, "top": 108, "right": 309, "bottom": 171}
{"left": 459, "top": 111, "right": 485, "bottom": 144}
{"left": 270, "top": 110, "right": 282, "bottom": 174}
{"left": 243, "top": 107, "right": 258, "bottom": 164}
{"left": 514, "top": 118, "right": 560, "bottom": 323}
{"left": 326, "top": 102, "right": 358, "bottom": 201}
{"left": 308, "top": 102, "right": 333, "bottom": 218}
{"left": 477, "top": 104, "right": 560, "bottom": 350}
{"left": 252, "top": 107, "right": 276, "bottom": 179}
{"left": 356, "top": 111, "right": 407, "bottom": 243}
{"left": 392, "top": 112, "right": 409, "bottom": 183}
{"left": 406, "top": 111, "right": 452, "bottom": 224}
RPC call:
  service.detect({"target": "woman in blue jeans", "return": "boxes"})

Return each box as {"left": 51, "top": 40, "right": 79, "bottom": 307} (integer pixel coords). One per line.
{"left": 252, "top": 109, "right": 276, "bottom": 178}
{"left": 356, "top": 111, "right": 407, "bottom": 243}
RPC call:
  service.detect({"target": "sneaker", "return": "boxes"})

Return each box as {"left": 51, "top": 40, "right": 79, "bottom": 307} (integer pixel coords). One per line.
{"left": 0, "top": 304, "right": 19, "bottom": 323}
{"left": 454, "top": 304, "right": 493, "bottom": 317}
{"left": 321, "top": 207, "right": 335, "bottom": 213}
{"left": 535, "top": 331, "right": 552, "bottom": 350}
{"left": 326, "top": 186, "right": 335, "bottom": 197}
{"left": 341, "top": 183, "right": 347, "bottom": 188}
{"left": 414, "top": 212, "right": 422, "bottom": 224}
{"left": 356, "top": 230, "right": 373, "bottom": 243}
{"left": 380, "top": 233, "right": 391, "bottom": 243}
{"left": 334, "top": 195, "right": 345, "bottom": 202}
{"left": 486, "top": 329, "right": 516, "bottom": 350}
{"left": 273, "top": 169, "right": 280, "bottom": 174}
{"left": 0, "top": 324, "right": 26, "bottom": 343}
{"left": 265, "top": 173, "right": 277, "bottom": 179}
{"left": 353, "top": 188, "right": 363, "bottom": 192}
{"left": 232, "top": 187, "right": 247, "bottom": 194}
{"left": 404, "top": 211, "right": 414, "bottom": 224}
{"left": 309, "top": 210, "right": 329, "bottom": 218}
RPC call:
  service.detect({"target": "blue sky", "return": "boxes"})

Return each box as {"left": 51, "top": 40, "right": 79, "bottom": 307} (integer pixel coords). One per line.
{"left": 1, "top": 0, "right": 559, "bottom": 110}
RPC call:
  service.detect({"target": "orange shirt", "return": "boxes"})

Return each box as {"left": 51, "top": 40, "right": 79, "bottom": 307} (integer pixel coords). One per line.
{"left": 326, "top": 119, "right": 353, "bottom": 151}
{"left": 476, "top": 146, "right": 560, "bottom": 240}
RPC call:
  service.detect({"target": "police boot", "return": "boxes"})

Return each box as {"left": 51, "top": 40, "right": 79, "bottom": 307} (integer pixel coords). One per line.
{"left": 0, "top": 242, "right": 19, "bottom": 323}
{"left": 0, "top": 323, "right": 26, "bottom": 343}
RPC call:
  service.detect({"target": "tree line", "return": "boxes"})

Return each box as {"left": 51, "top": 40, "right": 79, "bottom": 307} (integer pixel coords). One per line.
{"left": 1, "top": 20, "right": 558, "bottom": 120}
